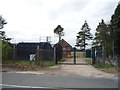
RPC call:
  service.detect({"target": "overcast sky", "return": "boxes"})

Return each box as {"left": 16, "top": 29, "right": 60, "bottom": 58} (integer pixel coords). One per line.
{"left": 0, "top": 0, "right": 119, "bottom": 47}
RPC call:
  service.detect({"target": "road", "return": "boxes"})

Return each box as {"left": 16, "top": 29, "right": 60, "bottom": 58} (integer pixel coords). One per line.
{"left": 2, "top": 72, "right": 118, "bottom": 89}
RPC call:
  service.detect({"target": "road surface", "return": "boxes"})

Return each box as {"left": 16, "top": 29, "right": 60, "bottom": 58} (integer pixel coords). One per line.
{"left": 2, "top": 72, "right": 118, "bottom": 89}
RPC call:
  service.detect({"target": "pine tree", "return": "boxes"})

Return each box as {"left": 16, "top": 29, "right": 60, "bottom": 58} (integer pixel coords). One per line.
{"left": 111, "top": 2, "right": 120, "bottom": 57}
{"left": 0, "top": 16, "right": 7, "bottom": 29}
{"left": 76, "top": 21, "right": 92, "bottom": 50}
{"left": 93, "top": 19, "right": 112, "bottom": 57}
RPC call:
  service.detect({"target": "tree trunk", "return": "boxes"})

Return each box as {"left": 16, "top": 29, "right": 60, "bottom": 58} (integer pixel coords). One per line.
{"left": 59, "top": 35, "right": 61, "bottom": 42}
{"left": 102, "top": 45, "right": 105, "bottom": 67}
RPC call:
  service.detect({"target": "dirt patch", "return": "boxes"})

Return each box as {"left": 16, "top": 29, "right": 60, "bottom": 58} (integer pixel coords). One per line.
{"left": 2, "top": 63, "right": 47, "bottom": 71}
{"left": 99, "top": 68, "right": 118, "bottom": 74}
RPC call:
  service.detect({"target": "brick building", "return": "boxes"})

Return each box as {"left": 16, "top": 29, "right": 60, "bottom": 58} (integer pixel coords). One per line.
{"left": 58, "top": 39, "right": 72, "bottom": 58}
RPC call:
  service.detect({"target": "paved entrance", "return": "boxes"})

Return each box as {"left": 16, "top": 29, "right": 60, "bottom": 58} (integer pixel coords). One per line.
{"left": 3, "top": 58, "right": 118, "bottom": 79}
{"left": 58, "top": 58, "right": 89, "bottom": 65}
{"left": 46, "top": 58, "right": 118, "bottom": 79}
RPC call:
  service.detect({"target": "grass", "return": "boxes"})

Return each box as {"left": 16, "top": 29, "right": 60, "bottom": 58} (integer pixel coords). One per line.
{"left": 58, "top": 59, "right": 66, "bottom": 63}
{"left": 39, "top": 61, "right": 55, "bottom": 66}
{"left": 2, "top": 59, "right": 55, "bottom": 71}
{"left": 85, "top": 59, "right": 118, "bottom": 74}
{"left": 85, "top": 59, "right": 117, "bottom": 68}
{"left": 2, "top": 59, "right": 55, "bottom": 66}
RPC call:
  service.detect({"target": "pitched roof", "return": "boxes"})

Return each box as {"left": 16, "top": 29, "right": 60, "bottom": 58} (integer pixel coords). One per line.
{"left": 58, "top": 39, "right": 72, "bottom": 48}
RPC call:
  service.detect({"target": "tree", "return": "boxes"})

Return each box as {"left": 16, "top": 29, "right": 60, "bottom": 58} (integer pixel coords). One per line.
{"left": 0, "top": 16, "right": 7, "bottom": 29}
{"left": 54, "top": 25, "right": 64, "bottom": 42}
{"left": 0, "top": 16, "right": 7, "bottom": 40}
{"left": 93, "top": 19, "right": 112, "bottom": 57}
{"left": 111, "top": 2, "right": 120, "bottom": 57}
{"left": 0, "top": 16, "right": 12, "bottom": 60}
{"left": 76, "top": 20, "right": 92, "bottom": 50}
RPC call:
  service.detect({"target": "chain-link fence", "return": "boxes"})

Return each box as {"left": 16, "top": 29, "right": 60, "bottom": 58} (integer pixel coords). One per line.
{"left": 94, "top": 48, "right": 118, "bottom": 66}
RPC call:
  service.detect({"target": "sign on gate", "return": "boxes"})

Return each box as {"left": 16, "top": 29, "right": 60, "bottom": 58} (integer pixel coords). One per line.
{"left": 30, "top": 54, "right": 35, "bottom": 61}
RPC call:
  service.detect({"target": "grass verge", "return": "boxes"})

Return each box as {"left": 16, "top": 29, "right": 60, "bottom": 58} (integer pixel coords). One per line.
{"left": 85, "top": 59, "right": 118, "bottom": 74}
{"left": 58, "top": 58, "right": 66, "bottom": 63}
{"left": 2, "top": 60, "right": 55, "bottom": 71}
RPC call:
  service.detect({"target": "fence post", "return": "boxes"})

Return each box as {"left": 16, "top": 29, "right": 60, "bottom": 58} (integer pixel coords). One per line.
{"left": 35, "top": 46, "right": 40, "bottom": 65}
{"left": 54, "top": 47, "right": 57, "bottom": 64}
{"left": 13, "top": 44, "right": 16, "bottom": 60}
{"left": 37, "top": 46, "right": 39, "bottom": 60}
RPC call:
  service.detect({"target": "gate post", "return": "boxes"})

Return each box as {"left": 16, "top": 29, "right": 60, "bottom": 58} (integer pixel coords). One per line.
{"left": 73, "top": 47, "right": 76, "bottom": 64}
{"left": 92, "top": 47, "right": 96, "bottom": 64}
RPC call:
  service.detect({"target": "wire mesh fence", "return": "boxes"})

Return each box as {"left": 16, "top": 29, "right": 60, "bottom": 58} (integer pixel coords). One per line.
{"left": 95, "top": 49, "right": 118, "bottom": 67}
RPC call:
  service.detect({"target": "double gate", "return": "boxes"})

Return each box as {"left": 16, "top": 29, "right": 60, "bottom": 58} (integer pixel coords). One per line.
{"left": 54, "top": 45, "right": 88, "bottom": 65}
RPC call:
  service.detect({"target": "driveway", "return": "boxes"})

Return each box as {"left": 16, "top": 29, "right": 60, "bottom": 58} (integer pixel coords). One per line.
{"left": 10, "top": 58, "right": 118, "bottom": 79}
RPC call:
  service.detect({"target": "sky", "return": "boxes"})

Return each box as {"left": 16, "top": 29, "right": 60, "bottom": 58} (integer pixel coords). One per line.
{"left": 0, "top": 0, "right": 119, "bottom": 48}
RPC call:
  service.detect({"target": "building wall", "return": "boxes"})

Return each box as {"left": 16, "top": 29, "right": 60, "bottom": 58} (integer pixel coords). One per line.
{"left": 58, "top": 39, "right": 72, "bottom": 58}
{"left": 16, "top": 42, "right": 53, "bottom": 60}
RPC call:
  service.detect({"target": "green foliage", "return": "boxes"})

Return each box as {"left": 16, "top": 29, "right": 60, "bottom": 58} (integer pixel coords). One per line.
{"left": 76, "top": 21, "right": 92, "bottom": 50}
{"left": 0, "top": 16, "right": 7, "bottom": 29}
{"left": 111, "top": 3, "right": 120, "bottom": 57}
{"left": 95, "top": 20, "right": 109, "bottom": 44}
{"left": 41, "top": 61, "right": 55, "bottom": 66}
{"left": 54, "top": 25, "right": 64, "bottom": 41}
{"left": 93, "top": 3, "right": 120, "bottom": 57}
{"left": 85, "top": 59, "right": 92, "bottom": 64}
{"left": 93, "top": 20, "right": 113, "bottom": 57}
{"left": 58, "top": 59, "right": 66, "bottom": 63}
{"left": 0, "top": 16, "right": 12, "bottom": 60}
{"left": 2, "top": 40, "right": 12, "bottom": 60}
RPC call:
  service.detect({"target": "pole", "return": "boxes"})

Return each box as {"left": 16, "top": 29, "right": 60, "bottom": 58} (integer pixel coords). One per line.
{"left": 36, "top": 46, "right": 40, "bottom": 65}
{"left": 112, "top": 41, "right": 114, "bottom": 60}
{"left": 73, "top": 47, "right": 76, "bottom": 64}
{"left": 92, "top": 47, "right": 96, "bottom": 64}
{"left": 54, "top": 47, "right": 57, "bottom": 64}
{"left": 13, "top": 44, "right": 16, "bottom": 60}
{"left": 0, "top": 38, "right": 2, "bottom": 68}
